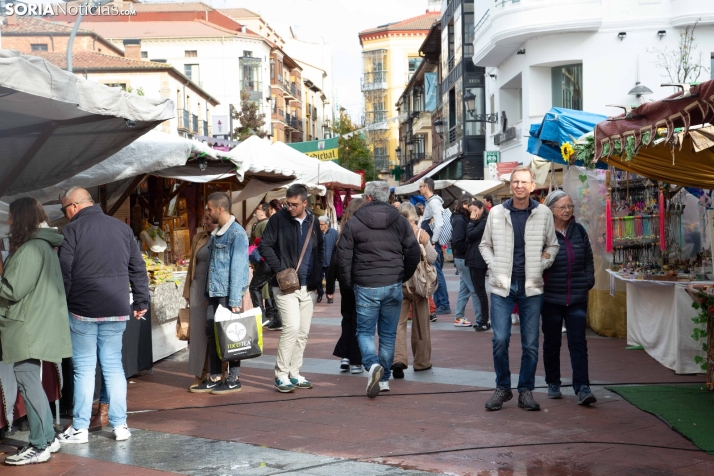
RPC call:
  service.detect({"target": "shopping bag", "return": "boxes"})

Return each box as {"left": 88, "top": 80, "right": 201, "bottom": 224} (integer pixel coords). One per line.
{"left": 213, "top": 305, "right": 263, "bottom": 362}
{"left": 175, "top": 308, "right": 190, "bottom": 341}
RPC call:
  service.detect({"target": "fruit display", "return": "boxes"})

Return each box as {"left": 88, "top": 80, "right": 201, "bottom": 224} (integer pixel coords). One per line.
{"left": 143, "top": 254, "right": 181, "bottom": 286}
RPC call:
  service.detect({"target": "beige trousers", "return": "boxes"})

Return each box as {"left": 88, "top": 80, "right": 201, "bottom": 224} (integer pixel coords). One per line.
{"left": 273, "top": 286, "right": 316, "bottom": 379}
{"left": 394, "top": 287, "right": 432, "bottom": 370}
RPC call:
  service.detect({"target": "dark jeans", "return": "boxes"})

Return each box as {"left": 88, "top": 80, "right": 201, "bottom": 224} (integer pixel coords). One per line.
{"left": 542, "top": 301, "right": 590, "bottom": 394}
{"left": 333, "top": 285, "right": 362, "bottom": 365}
{"left": 14, "top": 359, "right": 55, "bottom": 449}
{"left": 433, "top": 246, "right": 450, "bottom": 311}
{"left": 206, "top": 296, "right": 240, "bottom": 381}
{"left": 469, "top": 267, "right": 489, "bottom": 326}
{"left": 490, "top": 280, "right": 542, "bottom": 391}
{"left": 317, "top": 266, "right": 335, "bottom": 297}
{"left": 249, "top": 261, "right": 276, "bottom": 318}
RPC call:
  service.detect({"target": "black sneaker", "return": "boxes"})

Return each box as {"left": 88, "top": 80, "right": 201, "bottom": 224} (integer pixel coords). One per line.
{"left": 429, "top": 313, "right": 438, "bottom": 322}
{"left": 189, "top": 377, "right": 221, "bottom": 393}
{"left": 547, "top": 383, "right": 562, "bottom": 399}
{"left": 473, "top": 322, "right": 491, "bottom": 332}
{"left": 267, "top": 319, "right": 283, "bottom": 331}
{"left": 518, "top": 389, "right": 541, "bottom": 411}
{"left": 485, "top": 388, "right": 513, "bottom": 411}
{"left": 577, "top": 386, "right": 597, "bottom": 406}
{"left": 4, "top": 444, "right": 50, "bottom": 466}
{"left": 392, "top": 364, "right": 405, "bottom": 379}
{"left": 211, "top": 379, "right": 242, "bottom": 395}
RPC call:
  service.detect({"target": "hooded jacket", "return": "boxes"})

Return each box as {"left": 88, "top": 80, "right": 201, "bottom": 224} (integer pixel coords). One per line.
{"left": 422, "top": 194, "right": 444, "bottom": 243}
{"left": 0, "top": 228, "right": 72, "bottom": 364}
{"left": 479, "top": 199, "right": 559, "bottom": 298}
{"left": 543, "top": 218, "right": 595, "bottom": 306}
{"left": 337, "top": 201, "right": 421, "bottom": 288}
{"left": 450, "top": 212, "right": 470, "bottom": 259}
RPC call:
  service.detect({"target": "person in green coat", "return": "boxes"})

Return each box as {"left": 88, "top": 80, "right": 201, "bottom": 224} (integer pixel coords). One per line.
{"left": 0, "top": 197, "right": 72, "bottom": 466}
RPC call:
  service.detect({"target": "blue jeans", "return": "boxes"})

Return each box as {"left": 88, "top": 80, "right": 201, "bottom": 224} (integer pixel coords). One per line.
{"left": 354, "top": 283, "right": 403, "bottom": 381}
{"left": 542, "top": 301, "right": 590, "bottom": 394}
{"left": 454, "top": 258, "right": 480, "bottom": 320}
{"left": 69, "top": 315, "right": 128, "bottom": 429}
{"left": 433, "top": 247, "right": 450, "bottom": 312}
{"left": 490, "top": 280, "right": 542, "bottom": 391}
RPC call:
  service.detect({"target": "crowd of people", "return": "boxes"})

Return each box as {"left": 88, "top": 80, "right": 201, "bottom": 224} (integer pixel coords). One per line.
{"left": 0, "top": 166, "right": 598, "bottom": 466}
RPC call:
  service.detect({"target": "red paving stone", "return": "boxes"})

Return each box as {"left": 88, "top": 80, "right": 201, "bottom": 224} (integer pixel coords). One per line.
{"left": 0, "top": 451, "right": 180, "bottom": 475}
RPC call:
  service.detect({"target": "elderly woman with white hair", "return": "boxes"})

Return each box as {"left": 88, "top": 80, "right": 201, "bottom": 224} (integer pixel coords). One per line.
{"left": 541, "top": 190, "right": 596, "bottom": 406}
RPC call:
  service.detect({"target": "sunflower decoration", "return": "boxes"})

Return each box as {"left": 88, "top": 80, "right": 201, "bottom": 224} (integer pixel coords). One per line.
{"left": 561, "top": 142, "right": 575, "bottom": 162}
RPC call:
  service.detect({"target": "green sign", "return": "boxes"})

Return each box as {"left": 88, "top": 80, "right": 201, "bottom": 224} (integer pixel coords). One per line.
{"left": 287, "top": 137, "right": 339, "bottom": 161}
{"left": 485, "top": 151, "right": 500, "bottom": 164}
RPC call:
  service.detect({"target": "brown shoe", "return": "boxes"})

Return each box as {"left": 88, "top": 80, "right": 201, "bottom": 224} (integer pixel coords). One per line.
{"left": 88, "top": 403, "right": 109, "bottom": 431}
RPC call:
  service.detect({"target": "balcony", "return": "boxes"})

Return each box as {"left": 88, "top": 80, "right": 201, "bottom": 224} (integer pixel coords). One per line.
{"left": 412, "top": 111, "right": 432, "bottom": 135}
{"left": 242, "top": 79, "right": 262, "bottom": 101}
{"left": 285, "top": 112, "right": 294, "bottom": 129}
{"left": 472, "top": 0, "right": 602, "bottom": 67}
{"left": 178, "top": 109, "right": 190, "bottom": 131}
{"left": 361, "top": 71, "right": 388, "bottom": 92}
{"left": 202, "top": 120, "right": 208, "bottom": 136}
{"left": 191, "top": 114, "right": 199, "bottom": 134}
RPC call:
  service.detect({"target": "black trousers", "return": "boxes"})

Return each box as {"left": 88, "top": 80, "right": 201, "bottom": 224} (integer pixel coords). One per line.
{"left": 249, "top": 261, "right": 276, "bottom": 317}
{"left": 332, "top": 285, "right": 362, "bottom": 365}
{"left": 317, "top": 266, "right": 335, "bottom": 297}
{"left": 206, "top": 296, "right": 240, "bottom": 380}
{"left": 541, "top": 301, "right": 590, "bottom": 394}
{"left": 469, "top": 267, "right": 489, "bottom": 325}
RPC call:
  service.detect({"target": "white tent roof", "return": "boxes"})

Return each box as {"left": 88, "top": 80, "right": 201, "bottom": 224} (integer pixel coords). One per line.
{"left": 226, "top": 135, "right": 303, "bottom": 180}
{"left": 0, "top": 49, "right": 174, "bottom": 197}
{"left": 270, "top": 141, "right": 362, "bottom": 190}
{"left": 394, "top": 179, "right": 505, "bottom": 198}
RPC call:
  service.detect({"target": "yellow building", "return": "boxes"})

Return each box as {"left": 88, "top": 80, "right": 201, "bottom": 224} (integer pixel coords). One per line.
{"left": 358, "top": 11, "right": 440, "bottom": 176}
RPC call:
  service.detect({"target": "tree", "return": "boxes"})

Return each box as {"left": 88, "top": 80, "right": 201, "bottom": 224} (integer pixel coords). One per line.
{"left": 333, "top": 114, "right": 376, "bottom": 182}
{"left": 652, "top": 22, "right": 709, "bottom": 84}
{"left": 232, "top": 90, "right": 268, "bottom": 141}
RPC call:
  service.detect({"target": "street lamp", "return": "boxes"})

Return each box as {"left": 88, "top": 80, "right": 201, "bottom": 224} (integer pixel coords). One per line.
{"left": 464, "top": 90, "right": 476, "bottom": 117}
{"left": 67, "top": 0, "right": 114, "bottom": 72}
{"left": 407, "top": 139, "right": 415, "bottom": 160}
{"left": 395, "top": 146, "right": 401, "bottom": 160}
{"left": 433, "top": 119, "right": 444, "bottom": 138}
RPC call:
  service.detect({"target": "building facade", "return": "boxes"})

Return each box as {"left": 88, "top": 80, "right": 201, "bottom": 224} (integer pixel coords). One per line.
{"left": 472, "top": 0, "right": 714, "bottom": 168}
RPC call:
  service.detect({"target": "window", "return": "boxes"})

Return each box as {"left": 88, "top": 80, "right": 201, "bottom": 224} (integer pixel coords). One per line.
{"left": 240, "top": 57, "right": 262, "bottom": 93}
{"left": 185, "top": 50, "right": 197, "bottom": 57}
{"left": 184, "top": 64, "right": 200, "bottom": 84}
{"left": 106, "top": 83, "right": 127, "bottom": 90}
{"left": 552, "top": 64, "right": 583, "bottom": 110}
{"left": 270, "top": 58, "right": 275, "bottom": 81}
{"left": 408, "top": 57, "right": 423, "bottom": 81}
{"left": 448, "top": 22, "right": 455, "bottom": 70}
{"left": 243, "top": 50, "right": 253, "bottom": 57}
{"left": 31, "top": 44, "right": 48, "bottom": 51}
{"left": 141, "top": 51, "right": 148, "bottom": 59}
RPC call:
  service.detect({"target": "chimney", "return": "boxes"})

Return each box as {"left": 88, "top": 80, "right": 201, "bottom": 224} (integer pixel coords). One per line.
{"left": 427, "top": 0, "right": 441, "bottom": 12}
{"left": 123, "top": 38, "right": 142, "bottom": 60}
{"left": 7, "top": 12, "right": 19, "bottom": 26}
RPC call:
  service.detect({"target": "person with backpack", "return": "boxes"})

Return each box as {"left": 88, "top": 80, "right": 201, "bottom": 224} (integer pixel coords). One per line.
{"left": 393, "top": 202, "right": 437, "bottom": 378}
{"left": 418, "top": 178, "right": 451, "bottom": 315}
{"left": 541, "top": 190, "right": 596, "bottom": 406}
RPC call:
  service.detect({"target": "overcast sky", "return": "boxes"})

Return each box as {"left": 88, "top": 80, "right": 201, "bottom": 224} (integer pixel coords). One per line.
{"left": 205, "top": 0, "right": 431, "bottom": 120}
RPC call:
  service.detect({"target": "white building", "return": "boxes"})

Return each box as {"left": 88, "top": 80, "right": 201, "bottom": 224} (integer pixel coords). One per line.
{"left": 471, "top": 0, "right": 714, "bottom": 165}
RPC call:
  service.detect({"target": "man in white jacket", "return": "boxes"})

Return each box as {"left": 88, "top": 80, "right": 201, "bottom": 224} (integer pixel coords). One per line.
{"left": 479, "top": 166, "right": 559, "bottom": 412}
{"left": 419, "top": 178, "right": 451, "bottom": 315}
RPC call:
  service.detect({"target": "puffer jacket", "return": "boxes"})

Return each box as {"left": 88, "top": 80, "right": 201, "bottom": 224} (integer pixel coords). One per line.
{"left": 543, "top": 219, "right": 595, "bottom": 306}
{"left": 479, "top": 199, "right": 559, "bottom": 298}
{"left": 337, "top": 201, "right": 420, "bottom": 289}
{"left": 465, "top": 214, "right": 488, "bottom": 269}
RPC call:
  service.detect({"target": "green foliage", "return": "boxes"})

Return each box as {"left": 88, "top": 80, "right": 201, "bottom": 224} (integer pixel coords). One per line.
{"left": 690, "top": 292, "right": 711, "bottom": 371}
{"left": 624, "top": 136, "right": 639, "bottom": 162}
{"left": 232, "top": 90, "right": 267, "bottom": 141}
{"left": 651, "top": 22, "right": 710, "bottom": 84}
{"left": 332, "top": 115, "right": 376, "bottom": 183}
{"left": 125, "top": 86, "right": 144, "bottom": 96}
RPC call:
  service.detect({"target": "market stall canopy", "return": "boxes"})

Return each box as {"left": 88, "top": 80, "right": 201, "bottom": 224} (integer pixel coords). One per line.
{"left": 0, "top": 49, "right": 174, "bottom": 197}
{"left": 226, "top": 135, "right": 303, "bottom": 181}
{"left": 271, "top": 141, "right": 362, "bottom": 190}
{"left": 394, "top": 180, "right": 505, "bottom": 203}
{"left": 528, "top": 107, "right": 606, "bottom": 166}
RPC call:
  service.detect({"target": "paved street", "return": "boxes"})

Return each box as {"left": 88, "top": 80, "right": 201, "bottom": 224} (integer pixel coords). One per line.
{"left": 2, "top": 266, "right": 713, "bottom": 475}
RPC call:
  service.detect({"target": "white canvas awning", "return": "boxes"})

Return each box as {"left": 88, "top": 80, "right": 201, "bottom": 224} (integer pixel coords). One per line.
{"left": 0, "top": 49, "right": 174, "bottom": 198}
{"left": 394, "top": 179, "right": 506, "bottom": 203}
{"left": 271, "top": 141, "right": 362, "bottom": 190}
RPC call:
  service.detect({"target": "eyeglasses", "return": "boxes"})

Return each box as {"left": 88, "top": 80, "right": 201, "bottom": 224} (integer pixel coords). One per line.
{"left": 285, "top": 201, "right": 304, "bottom": 209}
{"left": 60, "top": 202, "right": 78, "bottom": 215}
{"left": 511, "top": 181, "right": 533, "bottom": 186}
{"left": 554, "top": 205, "right": 575, "bottom": 211}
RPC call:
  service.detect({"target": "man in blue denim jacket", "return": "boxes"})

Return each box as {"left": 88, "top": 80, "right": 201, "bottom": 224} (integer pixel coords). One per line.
{"left": 190, "top": 192, "right": 249, "bottom": 395}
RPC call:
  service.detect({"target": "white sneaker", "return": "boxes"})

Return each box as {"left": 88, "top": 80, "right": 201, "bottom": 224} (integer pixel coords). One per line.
{"left": 339, "top": 358, "right": 350, "bottom": 372}
{"left": 379, "top": 381, "right": 390, "bottom": 392}
{"left": 350, "top": 365, "right": 364, "bottom": 374}
{"left": 366, "top": 363, "right": 383, "bottom": 399}
{"left": 113, "top": 425, "right": 131, "bottom": 441}
{"left": 58, "top": 427, "right": 88, "bottom": 444}
{"left": 511, "top": 313, "right": 520, "bottom": 325}
{"left": 47, "top": 437, "right": 61, "bottom": 454}
{"left": 4, "top": 444, "right": 51, "bottom": 465}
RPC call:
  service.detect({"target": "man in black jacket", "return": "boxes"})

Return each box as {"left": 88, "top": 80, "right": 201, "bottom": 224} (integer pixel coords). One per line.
{"left": 259, "top": 184, "right": 323, "bottom": 393}
{"left": 337, "top": 181, "right": 420, "bottom": 398}
{"left": 57, "top": 187, "right": 149, "bottom": 445}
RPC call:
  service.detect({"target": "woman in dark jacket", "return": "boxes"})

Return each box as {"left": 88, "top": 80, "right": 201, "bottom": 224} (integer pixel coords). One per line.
{"left": 330, "top": 198, "right": 365, "bottom": 373}
{"left": 465, "top": 199, "right": 490, "bottom": 331}
{"left": 542, "top": 190, "right": 596, "bottom": 406}
{"left": 451, "top": 197, "right": 479, "bottom": 327}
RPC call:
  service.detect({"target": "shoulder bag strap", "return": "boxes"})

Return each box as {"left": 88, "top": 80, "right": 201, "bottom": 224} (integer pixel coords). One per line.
{"left": 295, "top": 215, "right": 315, "bottom": 270}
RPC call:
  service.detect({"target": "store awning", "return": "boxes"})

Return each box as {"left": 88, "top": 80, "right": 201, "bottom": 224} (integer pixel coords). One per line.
{"left": 394, "top": 179, "right": 505, "bottom": 199}
{"left": 0, "top": 49, "right": 174, "bottom": 197}
{"left": 403, "top": 157, "right": 457, "bottom": 185}
{"left": 271, "top": 141, "right": 362, "bottom": 190}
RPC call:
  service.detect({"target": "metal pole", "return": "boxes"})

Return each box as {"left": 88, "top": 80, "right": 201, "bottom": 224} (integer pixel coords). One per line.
{"left": 67, "top": 0, "right": 93, "bottom": 72}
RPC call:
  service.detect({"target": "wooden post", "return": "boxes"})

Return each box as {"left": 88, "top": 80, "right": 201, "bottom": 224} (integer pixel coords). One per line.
{"left": 708, "top": 313, "right": 714, "bottom": 391}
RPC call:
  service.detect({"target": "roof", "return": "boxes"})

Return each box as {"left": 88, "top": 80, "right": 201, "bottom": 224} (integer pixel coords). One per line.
{"left": 219, "top": 8, "right": 260, "bottom": 19}
{"left": 31, "top": 51, "right": 220, "bottom": 104}
{"left": 0, "top": 16, "right": 95, "bottom": 34}
{"left": 359, "top": 11, "right": 440, "bottom": 36}
{"left": 76, "top": 20, "right": 260, "bottom": 39}
{"left": 130, "top": 2, "right": 214, "bottom": 12}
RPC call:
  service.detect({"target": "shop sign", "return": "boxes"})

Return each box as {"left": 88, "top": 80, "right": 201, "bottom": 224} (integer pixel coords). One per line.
{"left": 496, "top": 161, "right": 520, "bottom": 179}
{"left": 485, "top": 151, "right": 500, "bottom": 164}
{"left": 287, "top": 136, "right": 339, "bottom": 161}
{"left": 212, "top": 115, "right": 229, "bottom": 137}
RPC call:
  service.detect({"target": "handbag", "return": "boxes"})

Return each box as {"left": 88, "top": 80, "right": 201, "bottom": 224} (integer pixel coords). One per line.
{"left": 276, "top": 215, "right": 315, "bottom": 294}
{"left": 213, "top": 305, "right": 263, "bottom": 362}
{"left": 405, "top": 230, "right": 439, "bottom": 298}
{"left": 175, "top": 307, "right": 190, "bottom": 341}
